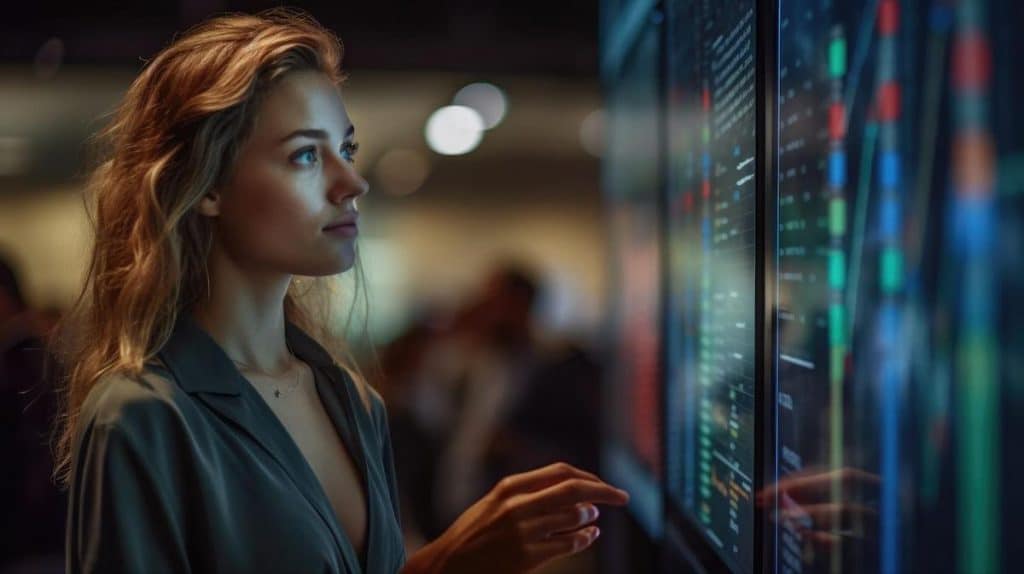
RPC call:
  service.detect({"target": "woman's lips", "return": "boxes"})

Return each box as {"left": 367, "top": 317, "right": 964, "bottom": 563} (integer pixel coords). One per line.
{"left": 323, "top": 223, "right": 358, "bottom": 237}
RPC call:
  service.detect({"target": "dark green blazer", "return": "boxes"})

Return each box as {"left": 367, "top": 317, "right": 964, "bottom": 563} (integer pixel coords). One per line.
{"left": 66, "top": 313, "right": 406, "bottom": 574}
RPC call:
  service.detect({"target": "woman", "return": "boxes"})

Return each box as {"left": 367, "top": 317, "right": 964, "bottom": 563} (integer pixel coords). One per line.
{"left": 51, "top": 8, "right": 628, "bottom": 574}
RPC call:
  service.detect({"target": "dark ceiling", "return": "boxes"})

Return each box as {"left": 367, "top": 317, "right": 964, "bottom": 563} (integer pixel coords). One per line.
{"left": 0, "top": 0, "right": 599, "bottom": 76}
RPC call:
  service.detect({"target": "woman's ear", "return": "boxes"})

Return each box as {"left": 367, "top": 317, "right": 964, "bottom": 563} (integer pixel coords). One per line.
{"left": 195, "top": 189, "right": 222, "bottom": 217}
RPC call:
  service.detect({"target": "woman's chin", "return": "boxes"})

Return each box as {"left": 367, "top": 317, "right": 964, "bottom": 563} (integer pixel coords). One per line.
{"left": 334, "top": 251, "right": 358, "bottom": 273}
{"left": 298, "top": 254, "right": 355, "bottom": 277}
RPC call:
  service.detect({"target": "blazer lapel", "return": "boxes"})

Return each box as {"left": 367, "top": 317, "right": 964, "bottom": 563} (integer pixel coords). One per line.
{"left": 288, "top": 321, "right": 381, "bottom": 574}
{"left": 155, "top": 313, "right": 360, "bottom": 574}
{"left": 312, "top": 361, "right": 380, "bottom": 574}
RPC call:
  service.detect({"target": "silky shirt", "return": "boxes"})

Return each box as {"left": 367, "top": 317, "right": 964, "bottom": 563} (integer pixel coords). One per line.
{"left": 66, "top": 313, "right": 406, "bottom": 574}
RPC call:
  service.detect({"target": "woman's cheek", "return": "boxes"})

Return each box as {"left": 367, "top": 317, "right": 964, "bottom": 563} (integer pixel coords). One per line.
{"left": 222, "top": 183, "right": 303, "bottom": 259}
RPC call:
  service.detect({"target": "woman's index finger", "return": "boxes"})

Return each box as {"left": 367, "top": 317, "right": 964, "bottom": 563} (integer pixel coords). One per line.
{"left": 497, "top": 462, "right": 606, "bottom": 497}
{"left": 518, "top": 477, "right": 630, "bottom": 516}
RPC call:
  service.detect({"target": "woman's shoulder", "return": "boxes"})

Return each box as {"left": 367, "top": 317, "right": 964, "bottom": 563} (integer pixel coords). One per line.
{"left": 78, "top": 363, "right": 190, "bottom": 438}
{"left": 68, "top": 365, "right": 198, "bottom": 534}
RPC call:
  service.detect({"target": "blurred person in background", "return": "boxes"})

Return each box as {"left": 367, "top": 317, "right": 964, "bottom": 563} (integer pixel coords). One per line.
{"left": 432, "top": 263, "right": 545, "bottom": 525}
{"left": 0, "top": 252, "right": 65, "bottom": 574}
{"left": 49, "top": 9, "right": 628, "bottom": 574}
{"left": 379, "top": 262, "right": 604, "bottom": 568}
{"left": 373, "top": 310, "right": 446, "bottom": 546}
{"left": 486, "top": 334, "right": 603, "bottom": 493}
{"left": 471, "top": 264, "right": 603, "bottom": 483}
{"left": 481, "top": 334, "right": 605, "bottom": 574}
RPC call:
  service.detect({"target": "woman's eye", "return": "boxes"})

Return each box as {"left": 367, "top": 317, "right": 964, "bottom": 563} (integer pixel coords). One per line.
{"left": 292, "top": 147, "right": 318, "bottom": 166}
{"left": 341, "top": 141, "right": 360, "bottom": 163}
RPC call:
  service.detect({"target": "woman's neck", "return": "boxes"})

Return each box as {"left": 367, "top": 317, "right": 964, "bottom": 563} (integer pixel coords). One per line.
{"left": 191, "top": 246, "right": 295, "bottom": 373}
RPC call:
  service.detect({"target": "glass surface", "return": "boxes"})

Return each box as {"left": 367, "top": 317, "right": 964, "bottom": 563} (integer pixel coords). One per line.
{"left": 772, "top": 0, "right": 1024, "bottom": 572}
{"left": 602, "top": 16, "right": 664, "bottom": 537}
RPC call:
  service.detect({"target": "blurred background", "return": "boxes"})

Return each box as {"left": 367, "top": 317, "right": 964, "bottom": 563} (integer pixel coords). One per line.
{"left": 7, "top": 1, "right": 1024, "bottom": 573}
{"left": 0, "top": 2, "right": 610, "bottom": 573}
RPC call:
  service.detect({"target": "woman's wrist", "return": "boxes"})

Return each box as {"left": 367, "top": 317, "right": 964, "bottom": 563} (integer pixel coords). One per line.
{"left": 402, "top": 536, "right": 450, "bottom": 574}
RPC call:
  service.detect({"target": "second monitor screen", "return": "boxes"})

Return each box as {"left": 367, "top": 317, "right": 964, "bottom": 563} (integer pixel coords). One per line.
{"left": 665, "top": 0, "right": 758, "bottom": 572}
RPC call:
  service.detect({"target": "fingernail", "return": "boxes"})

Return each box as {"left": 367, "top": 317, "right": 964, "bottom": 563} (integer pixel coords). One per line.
{"left": 592, "top": 526, "right": 601, "bottom": 539}
{"left": 587, "top": 505, "right": 600, "bottom": 521}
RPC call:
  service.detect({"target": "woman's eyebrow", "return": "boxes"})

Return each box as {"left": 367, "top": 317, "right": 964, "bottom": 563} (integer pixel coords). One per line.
{"left": 278, "top": 125, "right": 356, "bottom": 144}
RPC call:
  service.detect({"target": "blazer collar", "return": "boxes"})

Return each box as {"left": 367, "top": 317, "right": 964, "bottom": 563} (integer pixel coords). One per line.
{"left": 156, "top": 312, "right": 336, "bottom": 396}
{"left": 154, "top": 311, "right": 368, "bottom": 573}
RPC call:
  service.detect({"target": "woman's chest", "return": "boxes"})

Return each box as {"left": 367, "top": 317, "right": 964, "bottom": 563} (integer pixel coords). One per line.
{"left": 253, "top": 375, "right": 369, "bottom": 561}
{"left": 171, "top": 360, "right": 408, "bottom": 574}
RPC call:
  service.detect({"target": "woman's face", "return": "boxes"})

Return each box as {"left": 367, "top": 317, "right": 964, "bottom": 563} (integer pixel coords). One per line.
{"left": 204, "top": 70, "right": 368, "bottom": 277}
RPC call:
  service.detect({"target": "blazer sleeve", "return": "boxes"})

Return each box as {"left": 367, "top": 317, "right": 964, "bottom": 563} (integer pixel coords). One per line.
{"left": 67, "top": 402, "right": 191, "bottom": 574}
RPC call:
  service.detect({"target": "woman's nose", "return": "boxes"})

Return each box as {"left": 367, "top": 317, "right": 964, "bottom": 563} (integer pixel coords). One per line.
{"left": 327, "top": 156, "right": 369, "bottom": 204}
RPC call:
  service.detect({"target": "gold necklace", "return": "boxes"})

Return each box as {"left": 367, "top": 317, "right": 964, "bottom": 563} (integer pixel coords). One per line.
{"left": 230, "top": 352, "right": 303, "bottom": 399}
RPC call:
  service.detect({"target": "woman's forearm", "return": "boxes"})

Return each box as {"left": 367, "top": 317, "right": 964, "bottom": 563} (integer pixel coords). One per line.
{"left": 401, "top": 538, "right": 448, "bottom": 574}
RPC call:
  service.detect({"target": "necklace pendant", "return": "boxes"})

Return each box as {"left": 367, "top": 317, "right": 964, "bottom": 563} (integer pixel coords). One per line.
{"left": 274, "top": 389, "right": 282, "bottom": 398}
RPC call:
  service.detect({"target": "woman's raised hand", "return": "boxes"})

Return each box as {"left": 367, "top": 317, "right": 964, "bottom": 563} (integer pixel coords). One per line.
{"left": 403, "top": 462, "right": 630, "bottom": 574}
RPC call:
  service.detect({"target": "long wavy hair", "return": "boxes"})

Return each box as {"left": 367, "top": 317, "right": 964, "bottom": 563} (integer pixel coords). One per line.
{"left": 49, "top": 8, "right": 373, "bottom": 488}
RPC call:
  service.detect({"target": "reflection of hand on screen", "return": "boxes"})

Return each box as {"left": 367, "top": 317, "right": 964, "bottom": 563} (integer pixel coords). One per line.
{"left": 757, "top": 467, "right": 880, "bottom": 547}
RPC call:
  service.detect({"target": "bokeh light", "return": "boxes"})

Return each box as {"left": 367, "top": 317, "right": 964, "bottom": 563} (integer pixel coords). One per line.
{"left": 373, "top": 148, "right": 431, "bottom": 196}
{"left": 424, "top": 105, "right": 485, "bottom": 156}
{"left": 452, "top": 82, "right": 508, "bottom": 130}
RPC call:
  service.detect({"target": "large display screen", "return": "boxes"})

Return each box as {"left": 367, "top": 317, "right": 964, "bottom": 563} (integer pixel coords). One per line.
{"left": 664, "top": 0, "right": 757, "bottom": 571}
{"left": 601, "top": 0, "right": 1024, "bottom": 570}
{"left": 772, "top": 0, "right": 1024, "bottom": 572}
